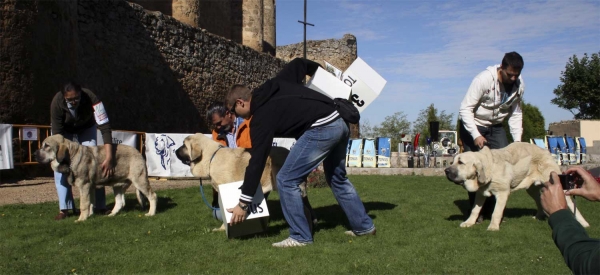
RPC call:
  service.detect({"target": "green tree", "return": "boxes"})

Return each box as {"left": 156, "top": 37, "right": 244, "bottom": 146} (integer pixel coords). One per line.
{"left": 372, "top": 112, "right": 411, "bottom": 152}
{"left": 411, "top": 104, "right": 455, "bottom": 146}
{"left": 359, "top": 118, "right": 375, "bottom": 138}
{"left": 551, "top": 52, "right": 600, "bottom": 119}
{"left": 502, "top": 100, "right": 546, "bottom": 143}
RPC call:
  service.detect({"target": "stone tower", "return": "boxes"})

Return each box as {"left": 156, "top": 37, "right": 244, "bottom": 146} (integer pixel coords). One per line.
{"left": 128, "top": 0, "right": 275, "bottom": 55}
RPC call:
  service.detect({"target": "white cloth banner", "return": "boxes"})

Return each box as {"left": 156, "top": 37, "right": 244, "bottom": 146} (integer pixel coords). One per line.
{"left": 145, "top": 133, "right": 193, "bottom": 177}
{"left": 0, "top": 124, "right": 14, "bottom": 170}
{"left": 144, "top": 133, "right": 297, "bottom": 177}
{"left": 97, "top": 130, "right": 137, "bottom": 147}
{"left": 272, "top": 138, "right": 296, "bottom": 150}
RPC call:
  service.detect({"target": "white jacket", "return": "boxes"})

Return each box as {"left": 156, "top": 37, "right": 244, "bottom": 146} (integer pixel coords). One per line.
{"left": 459, "top": 65, "right": 524, "bottom": 141}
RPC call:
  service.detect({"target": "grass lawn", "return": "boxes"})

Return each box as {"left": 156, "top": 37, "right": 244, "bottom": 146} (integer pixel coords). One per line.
{"left": 1, "top": 175, "right": 599, "bottom": 274}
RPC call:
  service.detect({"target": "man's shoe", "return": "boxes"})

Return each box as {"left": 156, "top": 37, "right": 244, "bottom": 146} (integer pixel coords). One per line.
{"left": 54, "top": 212, "right": 68, "bottom": 220}
{"left": 272, "top": 237, "right": 307, "bottom": 248}
{"left": 345, "top": 228, "right": 376, "bottom": 237}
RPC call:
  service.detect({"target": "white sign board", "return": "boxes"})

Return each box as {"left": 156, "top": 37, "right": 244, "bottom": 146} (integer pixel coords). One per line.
{"left": 342, "top": 57, "right": 387, "bottom": 113}
{"left": 218, "top": 181, "right": 270, "bottom": 238}
{"left": 22, "top": 127, "right": 38, "bottom": 141}
{"left": 0, "top": 124, "right": 14, "bottom": 170}
{"left": 306, "top": 67, "right": 352, "bottom": 100}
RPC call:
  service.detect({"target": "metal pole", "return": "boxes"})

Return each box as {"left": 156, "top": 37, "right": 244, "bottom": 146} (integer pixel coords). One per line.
{"left": 303, "top": 0, "right": 307, "bottom": 59}
{"left": 298, "top": 0, "right": 314, "bottom": 60}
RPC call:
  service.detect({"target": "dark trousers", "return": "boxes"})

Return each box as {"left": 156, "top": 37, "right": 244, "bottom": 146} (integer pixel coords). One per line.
{"left": 459, "top": 120, "right": 508, "bottom": 218}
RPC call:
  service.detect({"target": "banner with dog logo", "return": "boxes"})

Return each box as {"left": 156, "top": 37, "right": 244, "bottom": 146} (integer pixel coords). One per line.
{"left": 0, "top": 124, "right": 14, "bottom": 170}
{"left": 347, "top": 139, "right": 363, "bottom": 167}
{"left": 362, "top": 138, "right": 377, "bottom": 168}
{"left": 377, "top": 137, "right": 391, "bottom": 168}
{"left": 218, "top": 181, "right": 270, "bottom": 238}
{"left": 145, "top": 133, "right": 194, "bottom": 177}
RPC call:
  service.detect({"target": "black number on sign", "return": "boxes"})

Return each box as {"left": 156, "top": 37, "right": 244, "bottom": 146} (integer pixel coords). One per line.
{"left": 351, "top": 94, "right": 365, "bottom": 107}
{"left": 343, "top": 75, "right": 357, "bottom": 87}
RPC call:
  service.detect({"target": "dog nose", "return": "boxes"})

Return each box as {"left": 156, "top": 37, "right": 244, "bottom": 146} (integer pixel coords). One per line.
{"left": 444, "top": 167, "right": 451, "bottom": 174}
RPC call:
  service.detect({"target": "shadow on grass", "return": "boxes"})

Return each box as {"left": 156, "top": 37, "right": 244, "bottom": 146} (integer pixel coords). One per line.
{"left": 447, "top": 199, "right": 537, "bottom": 221}
{"left": 241, "top": 200, "right": 395, "bottom": 239}
{"left": 105, "top": 196, "right": 176, "bottom": 214}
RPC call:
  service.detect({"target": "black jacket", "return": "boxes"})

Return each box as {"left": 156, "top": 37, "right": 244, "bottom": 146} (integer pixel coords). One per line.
{"left": 50, "top": 88, "right": 112, "bottom": 145}
{"left": 240, "top": 58, "right": 338, "bottom": 203}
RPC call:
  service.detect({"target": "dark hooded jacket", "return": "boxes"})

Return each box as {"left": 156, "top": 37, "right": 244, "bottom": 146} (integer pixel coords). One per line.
{"left": 240, "top": 58, "right": 338, "bottom": 203}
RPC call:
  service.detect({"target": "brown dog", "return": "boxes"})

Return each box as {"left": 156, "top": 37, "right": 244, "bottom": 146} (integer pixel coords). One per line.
{"left": 35, "top": 134, "right": 157, "bottom": 221}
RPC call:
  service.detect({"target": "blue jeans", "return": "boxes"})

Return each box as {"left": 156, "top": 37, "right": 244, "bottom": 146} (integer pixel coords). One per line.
{"left": 54, "top": 126, "right": 106, "bottom": 210}
{"left": 276, "top": 118, "right": 375, "bottom": 243}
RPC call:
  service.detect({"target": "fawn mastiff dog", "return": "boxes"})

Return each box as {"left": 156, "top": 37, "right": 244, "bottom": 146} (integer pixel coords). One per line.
{"left": 35, "top": 134, "right": 157, "bottom": 222}
{"left": 175, "top": 134, "right": 312, "bottom": 231}
{"left": 444, "top": 142, "right": 589, "bottom": 231}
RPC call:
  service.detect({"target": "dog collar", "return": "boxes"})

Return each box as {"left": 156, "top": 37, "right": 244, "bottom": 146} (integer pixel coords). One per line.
{"left": 207, "top": 145, "right": 224, "bottom": 179}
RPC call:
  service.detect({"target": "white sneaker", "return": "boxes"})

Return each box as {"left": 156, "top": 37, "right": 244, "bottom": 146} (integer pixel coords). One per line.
{"left": 272, "top": 237, "right": 307, "bottom": 248}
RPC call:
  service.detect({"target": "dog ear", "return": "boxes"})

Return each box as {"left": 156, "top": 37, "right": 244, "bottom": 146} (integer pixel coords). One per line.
{"left": 474, "top": 152, "right": 491, "bottom": 184}
{"left": 56, "top": 144, "right": 70, "bottom": 164}
{"left": 189, "top": 142, "right": 202, "bottom": 162}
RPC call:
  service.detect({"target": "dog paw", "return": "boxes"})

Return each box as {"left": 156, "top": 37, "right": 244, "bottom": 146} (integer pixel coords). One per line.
{"left": 108, "top": 212, "right": 117, "bottom": 217}
{"left": 487, "top": 225, "right": 500, "bottom": 231}
{"left": 145, "top": 213, "right": 155, "bottom": 217}
{"left": 460, "top": 222, "right": 474, "bottom": 228}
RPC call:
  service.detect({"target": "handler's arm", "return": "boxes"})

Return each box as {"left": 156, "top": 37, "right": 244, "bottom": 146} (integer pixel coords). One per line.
{"left": 549, "top": 210, "right": 600, "bottom": 274}
{"left": 507, "top": 100, "right": 523, "bottom": 142}
{"left": 459, "top": 77, "right": 485, "bottom": 140}
{"left": 275, "top": 58, "right": 321, "bottom": 84}
{"left": 239, "top": 117, "right": 274, "bottom": 204}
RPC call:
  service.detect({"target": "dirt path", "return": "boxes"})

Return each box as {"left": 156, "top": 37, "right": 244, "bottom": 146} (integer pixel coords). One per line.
{"left": 0, "top": 177, "right": 203, "bottom": 206}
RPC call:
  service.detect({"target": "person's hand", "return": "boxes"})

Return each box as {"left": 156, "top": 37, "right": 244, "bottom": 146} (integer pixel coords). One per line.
{"left": 227, "top": 203, "right": 247, "bottom": 225}
{"left": 541, "top": 172, "right": 568, "bottom": 216}
{"left": 474, "top": 136, "right": 488, "bottom": 149}
{"left": 101, "top": 157, "right": 114, "bottom": 178}
{"left": 564, "top": 166, "right": 600, "bottom": 202}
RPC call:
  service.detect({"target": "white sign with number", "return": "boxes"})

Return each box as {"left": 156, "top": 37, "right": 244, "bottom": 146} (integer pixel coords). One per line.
{"left": 342, "top": 57, "right": 387, "bottom": 113}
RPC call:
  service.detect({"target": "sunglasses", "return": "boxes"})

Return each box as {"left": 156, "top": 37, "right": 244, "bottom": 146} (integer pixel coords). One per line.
{"left": 64, "top": 96, "right": 81, "bottom": 104}
{"left": 229, "top": 99, "right": 241, "bottom": 115}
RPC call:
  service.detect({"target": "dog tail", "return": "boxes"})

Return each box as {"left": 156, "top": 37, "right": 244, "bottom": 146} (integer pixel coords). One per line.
{"left": 136, "top": 190, "right": 148, "bottom": 210}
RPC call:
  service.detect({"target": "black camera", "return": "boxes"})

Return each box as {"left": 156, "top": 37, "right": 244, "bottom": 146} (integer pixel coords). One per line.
{"left": 558, "top": 174, "right": 578, "bottom": 190}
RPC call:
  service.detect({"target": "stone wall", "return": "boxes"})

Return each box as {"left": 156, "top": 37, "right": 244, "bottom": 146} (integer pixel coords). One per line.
{"left": 128, "top": 0, "right": 273, "bottom": 55}
{"left": 277, "top": 34, "right": 358, "bottom": 71}
{"left": 277, "top": 34, "right": 360, "bottom": 137}
{"left": 1, "top": 0, "right": 285, "bottom": 133}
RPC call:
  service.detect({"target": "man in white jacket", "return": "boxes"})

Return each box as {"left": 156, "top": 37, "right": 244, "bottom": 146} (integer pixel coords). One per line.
{"left": 458, "top": 51, "right": 524, "bottom": 222}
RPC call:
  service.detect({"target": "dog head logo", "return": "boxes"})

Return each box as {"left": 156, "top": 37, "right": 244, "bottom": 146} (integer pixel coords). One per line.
{"left": 155, "top": 134, "right": 176, "bottom": 170}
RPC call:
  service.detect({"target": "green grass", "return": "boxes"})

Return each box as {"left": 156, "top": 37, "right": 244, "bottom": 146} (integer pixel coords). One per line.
{"left": 1, "top": 175, "right": 599, "bottom": 274}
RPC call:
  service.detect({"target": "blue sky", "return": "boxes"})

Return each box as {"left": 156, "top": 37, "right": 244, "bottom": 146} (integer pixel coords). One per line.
{"left": 276, "top": 0, "right": 600, "bottom": 130}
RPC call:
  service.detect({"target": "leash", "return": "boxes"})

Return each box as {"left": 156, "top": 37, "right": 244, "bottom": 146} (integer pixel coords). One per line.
{"left": 198, "top": 146, "right": 224, "bottom": 211}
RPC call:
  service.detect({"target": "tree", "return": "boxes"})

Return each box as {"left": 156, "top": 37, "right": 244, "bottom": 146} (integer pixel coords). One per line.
{"left": 359, "top": 118, "right": 375, "bottom": 139}
{"left": 551, "top": 52, "right": 600, "bottom": 119}
{"left": 502, "top": 100, "right": 546, "bottom": 143}
{"left": 411, "top": 104, "right": 455, "bottom": 146}
{"left": 372, "top": 112, "right": 411, "bottom": 152}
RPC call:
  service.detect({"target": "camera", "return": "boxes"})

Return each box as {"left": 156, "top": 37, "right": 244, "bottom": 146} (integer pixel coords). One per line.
{"left": 558, "top": 174, "right": 578, "bottom": 190}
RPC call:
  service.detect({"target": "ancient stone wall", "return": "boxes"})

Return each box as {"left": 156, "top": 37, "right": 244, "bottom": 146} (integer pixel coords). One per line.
{"left": 127, "top": 0, "right": 272, "bottom": 55}
{"left": 1, "top": 0, "right": 285, "bottom": 133}
{"left": 277, "top": 34, "right": 358, "bottom": 71}
{"left": 276, "top": 34, "right": 360, "bottom": 137}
